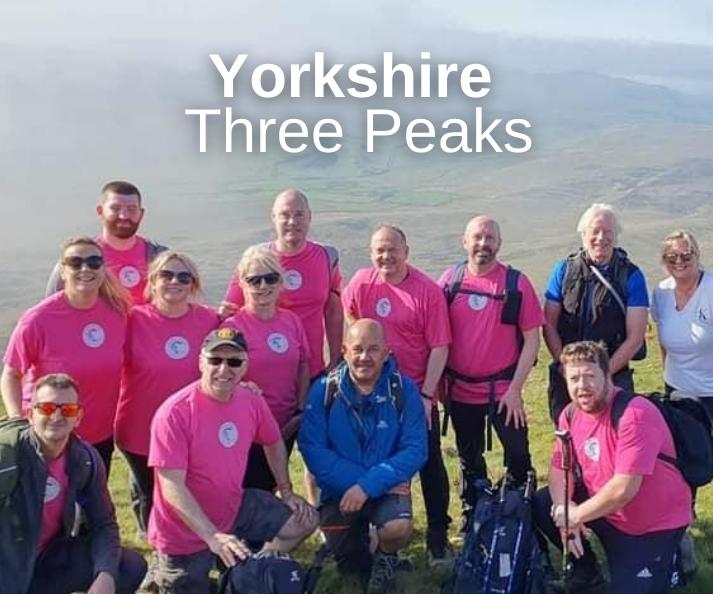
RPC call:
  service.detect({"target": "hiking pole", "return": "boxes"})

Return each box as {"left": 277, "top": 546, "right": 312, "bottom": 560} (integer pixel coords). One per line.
{"left": 505, "top": 471, "right": 536, "bottom": 594}
{"left": 482, "top": 475, "right": 509, "bottom": 593}
{"left": 555, "top": 430, "right": 574, "bottom": 594}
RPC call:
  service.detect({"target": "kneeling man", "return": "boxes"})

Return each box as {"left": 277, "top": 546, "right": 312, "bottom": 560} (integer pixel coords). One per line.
{"left": 299, "top": 319, "right": 427, "bottom": 594}
{"left": 148, "top": 328, "right": 317, "bottom": 594}
{"left": 535, "top": 341, "right": 692, "bottom": 594}
{"left": 0, "top": 373, "right": 146, "bottom": 594}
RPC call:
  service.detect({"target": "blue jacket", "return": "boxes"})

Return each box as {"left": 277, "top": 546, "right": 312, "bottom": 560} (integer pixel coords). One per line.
{"left": 298, "top": 358, "right": 427, "bottom": 503}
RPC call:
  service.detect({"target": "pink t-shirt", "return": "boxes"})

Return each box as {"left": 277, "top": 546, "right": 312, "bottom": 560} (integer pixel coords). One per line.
{"left": 97, "top": 236, "right": 149, "bottom": 305}
{"left": 342, "top": 266, "right": 451, "bottom": 387}
{"left": 116, "top": 303, "right": 220, "bottom": 455}
{"left": 37, "top": 453, "right": 69, "bottom": 553}
{"left": 3, "top": 293, "right": 126, "bottom": 443}
{"left": 553, "top": 391, "right": 692, "bottom": 535}
{"left": 222, "top": 308, "right": 310, "bottom": 427}
{"left": 438, "top": 262, "right": 544, "bottom": 404}
{"left": 223, "top": 241, "right": 341, "bottom": 377}
{"left": 148, "top": 381, "right": 281, "bottom": 555}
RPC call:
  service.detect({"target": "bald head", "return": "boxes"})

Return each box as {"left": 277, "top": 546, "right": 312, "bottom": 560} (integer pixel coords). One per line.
{"left": 464, "top": 216, "right": 501, "bottom": 242}
{"left": 271, "top": 188, "right": 311, "bottom": 251}
{"left": 272, "top": 188, "right": 310, "bottom": 212}
{"left": 463, "top": 215, "right": 502, "bottom": 270}
{"left": 342, "top": 319, "right": 390, "bottom": 392}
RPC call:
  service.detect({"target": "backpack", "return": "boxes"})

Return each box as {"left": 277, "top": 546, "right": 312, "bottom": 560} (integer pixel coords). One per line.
{"left": 565, "top": 390, "right": 713, "bottom": 489}
{"left": 443, "top": 472, "right": 547, "bottom": 594}
{"left": 0, "top": 418, "right": 29, "bottom": 506}
{"left": 217, "top": 550, "right": 305, "bottom": 594}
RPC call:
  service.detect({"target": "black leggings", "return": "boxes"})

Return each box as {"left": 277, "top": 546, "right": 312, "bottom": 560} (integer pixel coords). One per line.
{"left": 120, "top": 449, "right": 153, "bottom": 535}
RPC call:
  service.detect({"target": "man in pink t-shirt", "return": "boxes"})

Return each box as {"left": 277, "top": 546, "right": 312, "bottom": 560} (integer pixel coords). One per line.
{"left": 342, "top": 224, "right": 453, "bottom": 564}
{"left": 148, "top": 328, "right": 317, "bottom": 594}
{"left": 533, "top": 341, "right": 691, "bottom": 594}
{"left": 45, "top": 180, "right": 167, "bottom": 304}
{"left": 220, "top": 189, "right": 343, "bottom": 378}
{"left": 438, "top": 215, "right": 543, "bottom": 531}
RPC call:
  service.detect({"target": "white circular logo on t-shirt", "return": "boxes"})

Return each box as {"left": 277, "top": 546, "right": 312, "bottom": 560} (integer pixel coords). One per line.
{"left": 118, "top": 266, "right": 141, "bottom": 288}
{"left": 376, "top": 297, "right": 392, "bottom": 318}
{"left": 44, "top": 476, "right": 61, "bottom": 503}
{"left": 165, "top": 336, "right": 190, "bottom": 360}
{"left": 82, "top": 323, "right": 105, "bottom": 348}
{"left": 218, "top": 422, "right": 239, "bottom": 448}
{"left": 283, "top": 270, "right": 303, "bottom": 291}
{"left": 468, "top": 294, "right": 488, "bottom": 311}
{"left": 584, "top": 438, "right": 600, "bottom": 462}
{"left": 267, "top": 333, "right": 289, "bottom": 354}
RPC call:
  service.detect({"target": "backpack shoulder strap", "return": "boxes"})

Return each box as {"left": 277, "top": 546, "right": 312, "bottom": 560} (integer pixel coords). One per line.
{"left": 144, "top": 239, "right": 168, "bottom": 263}
{"left": 323, "top": 366, "right": 342, "bottom": 414}
{"left": 444, "top": 261, "right": 467, "bottom": 306}
{"left": 388, "top": 371, "right": 405, "bottom": 416}
{"left": 321, "top": 244, "right": 339, "bottom": 273}
{"left": 610, "top": 390, "right": 638, "bottom": 432}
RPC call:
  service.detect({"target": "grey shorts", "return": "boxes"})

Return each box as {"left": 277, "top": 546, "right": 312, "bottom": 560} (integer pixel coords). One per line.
{"left": 154, "top": 489, "right": 293, "bottom": 594}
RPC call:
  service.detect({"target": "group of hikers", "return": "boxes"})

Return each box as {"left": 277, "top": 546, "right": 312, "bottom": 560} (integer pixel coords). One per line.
{"left": 1, "top": 181, "right": 711, "bottom": 594}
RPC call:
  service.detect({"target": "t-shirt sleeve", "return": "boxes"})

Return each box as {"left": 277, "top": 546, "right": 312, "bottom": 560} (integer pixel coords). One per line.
{"left": 149, "top": 405, "right": 190, "bottom": 470}
{"left": 517, "top": 274, "right": 546, "bottom": 331}
{"left": 423, "top": 282, "right": 451, "bottom": 347}
{"left": 544, "top": 260, "right": 567, "bottom": 303}
{"left": 626, "top": 269, "right": 650, "bottom": 308}
{"left": 295, "top": 314, "right": 311, "bottom": 363}
{"left": 650, "top": 287, "right": 661, "bottom": 323}
{"left": 614, "top": 403, "right": 661, "bottom": 475}
{"left": 223, "top": 271, "right": 246, "bottom": 307}
{"left": 330, "top": 263, "right": 343, "bottom": 296}
{"left": 341, "top": 273, "right": 361, "bottom": 320}
{"left": 252, "top": 394, "right": 282, "bottom": 446}
{"left": 436, "top": 267, "right": 454, "bottom": 290}
{"left": 3, "top": 314, "right": 37, "bottom": 372}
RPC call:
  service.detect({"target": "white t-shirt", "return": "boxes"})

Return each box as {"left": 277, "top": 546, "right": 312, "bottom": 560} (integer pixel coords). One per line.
{"left": 651, "top": 270, "right": 713, "bottom": 397}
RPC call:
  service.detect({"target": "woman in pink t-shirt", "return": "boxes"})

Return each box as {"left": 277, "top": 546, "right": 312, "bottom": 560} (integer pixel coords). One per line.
{"left": 117, "top": 251, "right": 219, "bottom": 535}
{"left": 1, "top": 236, "right": 131, "bottom": 474}
{"left": 223, "top": 245, "right": 310, "bottom": 492}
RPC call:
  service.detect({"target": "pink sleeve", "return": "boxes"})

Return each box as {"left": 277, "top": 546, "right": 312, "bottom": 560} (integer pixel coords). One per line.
{"left": 252, "top": 395, "right": 281, "bottom": 446}
{"left": 341, "top": 274, "right": 361, "bottom": 319}
{"left": 614, "top": 405, "right": 661, "bottom": 476}
{"left": 295, "top": 315, "right": 311, "bottom": 364}
{"left": 423, "top": 282, "right": 451, "bottom": 348}
{"left": 517, "top": 275, "right": 546, "bottom": 332}
{"left": 223, "top": 272, "right": 246, "bottom": 307}
{"left": 330, "top": 263, "right": 343, "bottom": 295}
{"left": 3, "top": 315, "right": 37, "bottom": 373}
{"left": 436, "top": 267, "right": 454, "bottom": 290}
{"left": 149, "top": 405, "right": 190, "bottom": 470}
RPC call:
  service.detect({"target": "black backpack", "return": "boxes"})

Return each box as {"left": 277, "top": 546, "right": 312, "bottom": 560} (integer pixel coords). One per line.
{"left": 217, "top": 551, "right": 305, "bottom": 594}
{"left": 443, "top": 473, "right": 547, "bottom": 594}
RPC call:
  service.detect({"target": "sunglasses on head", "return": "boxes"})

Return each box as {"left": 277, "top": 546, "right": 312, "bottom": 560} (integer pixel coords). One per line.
{"left": 158, "top": 270, "right": 194, "bottom": 285}
{"left": 33, "top": 402, "right": 82, "bottom": 418}
{"left": 204, "top": 356, "right": 246, "bottom": 368}
{"left": 244, "top": 272, "right": 281, "bottom": 287}
{"left": 63, "top": 255, "right": 104, "bottom": 271}
{"left": 663, "top": 251, "right": 695, "bottom": 264}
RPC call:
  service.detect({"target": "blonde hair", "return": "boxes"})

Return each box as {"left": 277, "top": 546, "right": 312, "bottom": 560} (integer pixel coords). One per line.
{"left": 61, "top": 236, "right": 132, "bottom": 316}
{"left": 236, "top": 245, "right": 285, "bottom": 280}
{"left": 661, "top": 229, "right": 701, "bottom": 262}
{"left": 145, "top": 251, "right": 204, "bottom": 303}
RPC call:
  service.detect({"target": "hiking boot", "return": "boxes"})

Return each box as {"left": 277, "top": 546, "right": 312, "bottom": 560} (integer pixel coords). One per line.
{"left": 427, "top": 542, "right": 455, "bottom": 569}
{"left": 366, "top": 550, "right": 399, "bottom": 594}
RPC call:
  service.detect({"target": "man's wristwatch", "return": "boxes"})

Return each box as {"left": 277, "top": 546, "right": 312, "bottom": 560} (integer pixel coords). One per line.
{"left": 420, "top": 392, "right": 433, "bottom": 400}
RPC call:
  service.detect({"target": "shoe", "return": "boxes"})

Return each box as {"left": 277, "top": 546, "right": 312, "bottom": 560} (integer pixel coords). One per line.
{"left": 366, "top": 550, "right": 399, "bottom": 594}
{"left": 428, "top": 542, "right": 455, "bottom": 569}
{"left": 548, "top": 568, "right": 606, "bottom": 594}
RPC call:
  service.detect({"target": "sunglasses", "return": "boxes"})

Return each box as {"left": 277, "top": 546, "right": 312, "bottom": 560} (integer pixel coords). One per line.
{"left": 63, "top": 255, "right": 104, "bottom": 271}
{"left": 663, "top": 251, "right": 695, "bottom": 264}
{"left": 33, "top": 402, "right": 82, "bottom": 418}
{"left": 244, "top": 272, "right": 281, "bottom": 287}
{"left": 204, "top": 356, "right": 246, "bottom": 368}
{"left": 158, "top": 270, "right": 194, "bottom": 285}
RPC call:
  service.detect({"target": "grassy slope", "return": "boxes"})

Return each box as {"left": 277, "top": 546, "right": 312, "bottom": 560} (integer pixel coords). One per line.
{"left": 102, "top": 338, "right": 713, "bottom": 593}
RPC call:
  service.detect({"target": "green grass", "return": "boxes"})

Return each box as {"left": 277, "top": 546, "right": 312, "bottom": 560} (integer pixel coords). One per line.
{"left": 103, "top": 338, "right": 713, "bottom": 593}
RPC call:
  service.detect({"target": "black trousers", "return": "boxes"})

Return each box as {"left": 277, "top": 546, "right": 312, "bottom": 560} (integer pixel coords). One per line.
{"left": 243, "top": 435, "right": 296, "bottom": 492}
{"left": 548, "top": 362, "right": 634, "bottom": 424}
{"left": 92, "top": 436, "right": 115, "bottom": 479}
{"left": 120, "top": 449, "right": 153, "bottom": 535}
{"left": 450, "top": 400, "right": 532, "bottom": 520}
{"left": 418, "top": 405, "right": 452, "bottom": 550}
{"left": 532, "top": 487, "right": 684, "bottom": 594}
{"left": 28, "top": 536, "right": 146, "bottom": 594}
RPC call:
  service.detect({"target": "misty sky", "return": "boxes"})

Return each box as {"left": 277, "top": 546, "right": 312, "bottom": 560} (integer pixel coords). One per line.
{"left": 1, "top": 0, "right": 712, "bottom": 48}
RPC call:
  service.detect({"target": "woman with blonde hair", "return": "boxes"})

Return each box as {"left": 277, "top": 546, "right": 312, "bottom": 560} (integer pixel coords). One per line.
{"left": 652, "top": 229, "right": 713, "bottom": 414}
{"left": 116, "top": 250, "right": 219, "bottom": 534}
{"left": 222, "top": 244, "right": 310, "bottom": 491}
{"left": 1, "top": 236, "right": 131, "bottom": 474}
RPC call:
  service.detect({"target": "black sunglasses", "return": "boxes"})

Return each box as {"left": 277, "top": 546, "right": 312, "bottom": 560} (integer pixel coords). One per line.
{"left": 244, "top": 272, "right": 281, "bottom": 287}
{"left": 63, "top": 255, "right": 104, "bottom": 270}
{"left": 158, "top": 270, "right": 194, "bottom": 285}
{"left": 204, "top": 356, "right": 245, "bottom": 368}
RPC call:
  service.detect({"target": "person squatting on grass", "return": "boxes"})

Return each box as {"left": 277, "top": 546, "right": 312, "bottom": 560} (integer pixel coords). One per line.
{"left": 533, "top": 341, "right": 692, "bottom": 594}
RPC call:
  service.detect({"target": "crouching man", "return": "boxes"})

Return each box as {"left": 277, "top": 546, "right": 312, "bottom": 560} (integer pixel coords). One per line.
{"left": 148, "top": 328, "right": 318, "bottom": 594}
{"left": 0, "top": 373, "right": 146, "bottom": 594}
{"left": 298, "top": 319, "right": 427, "bottom": 594}
{"left": 534, "top": 341, "right": 692, "bottom": 594}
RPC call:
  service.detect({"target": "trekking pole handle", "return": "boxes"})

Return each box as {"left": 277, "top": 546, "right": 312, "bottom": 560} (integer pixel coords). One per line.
{"left": 554, "top": 429, "right": 572, "bottom": 472}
